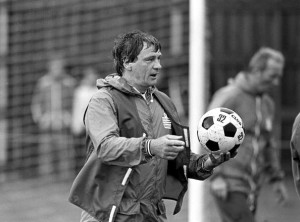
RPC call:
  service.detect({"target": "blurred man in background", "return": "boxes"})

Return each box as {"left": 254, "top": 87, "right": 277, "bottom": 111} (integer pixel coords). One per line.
{"left": 207, "top": 47, "right": 289, "bottom": 222}
{"left": 290, "top": 113, "right": 300, "bottom": 198}
{"left": 68, "top": 30, "right": 236, "bottom": 222}
{"left": 31, "top": 52, "right": 76, "bottom": 179}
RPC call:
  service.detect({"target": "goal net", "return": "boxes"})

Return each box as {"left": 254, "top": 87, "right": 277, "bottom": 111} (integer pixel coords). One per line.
{"left": 0, "top": 0, "right": 190, "bottom": 183}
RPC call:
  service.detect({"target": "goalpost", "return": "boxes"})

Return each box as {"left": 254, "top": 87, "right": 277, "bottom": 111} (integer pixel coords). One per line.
{"left": 189, "top": 0, "right": 207, "bottom": 221}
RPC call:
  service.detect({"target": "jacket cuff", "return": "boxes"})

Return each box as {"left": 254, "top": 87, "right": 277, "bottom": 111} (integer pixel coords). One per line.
{"left": 188, "top": 154, "right": 213, "bottom": 180}
{"left": 141, "top": 137, "right": 153, "bottom": 162}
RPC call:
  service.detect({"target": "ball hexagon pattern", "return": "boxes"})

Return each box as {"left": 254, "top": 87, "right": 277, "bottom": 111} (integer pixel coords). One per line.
{"left": 197, "top": 107, "right": 245, "bottom": 154}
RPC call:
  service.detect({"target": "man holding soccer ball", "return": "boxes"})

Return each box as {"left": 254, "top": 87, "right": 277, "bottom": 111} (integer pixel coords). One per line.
{"left": 207, "top": 47, "right": 289, "bottom": 222}
{"left": 68, "top": 30, "right": 235, "bottom": 222}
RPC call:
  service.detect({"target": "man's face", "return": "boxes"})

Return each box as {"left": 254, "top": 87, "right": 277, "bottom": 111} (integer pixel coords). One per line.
{"left": 125, "top": 43, "right": 162, "bottom": 92}
{"left": 49, "top": 59, "right": 65, "bottom": 78}
{"left": 255, "top": 58, "right": 284, "bottom": 93}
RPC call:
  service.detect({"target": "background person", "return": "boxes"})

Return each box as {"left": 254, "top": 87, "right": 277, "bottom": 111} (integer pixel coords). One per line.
{"left": 68, "top": 30, "right": 236, "bottom": 222}
{"left": 207, "top": 47, "right": 289, "bottom": 222}
{"left": 31, "top": 52, "right": 76, "bottom": 178}
{"left": 71, "top": 67, "right": 98, "bottom": 174}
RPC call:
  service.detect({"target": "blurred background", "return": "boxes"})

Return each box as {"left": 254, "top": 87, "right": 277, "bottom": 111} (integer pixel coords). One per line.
{"left": 0, "top": 0, "right": 300, "bottom": 221}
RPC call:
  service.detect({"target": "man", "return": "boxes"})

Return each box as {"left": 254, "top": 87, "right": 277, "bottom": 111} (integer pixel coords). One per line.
{"left": 68, "top": 30, "right": 235, "bottom": 222}
{"left": 290, "top": 113, "right": 300, "bottom": 198}
{"left": 207, "top": 47, "right": 288, "bottom": 222}
{"left": 31, "top": 52, "right": 76, "bottom": 178}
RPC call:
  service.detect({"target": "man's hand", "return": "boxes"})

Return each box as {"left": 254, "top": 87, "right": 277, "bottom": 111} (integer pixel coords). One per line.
{"left": 210, "top": 176, "right": 228, "bottom": 200}
{"left": 150, "top": 135, "right": 185, "bottom": 160}
{"left": 203, "top": 152, "right": 231, "bottom": 171}
{"left": 272, "top": 181, "right": 289, "bottom": 205}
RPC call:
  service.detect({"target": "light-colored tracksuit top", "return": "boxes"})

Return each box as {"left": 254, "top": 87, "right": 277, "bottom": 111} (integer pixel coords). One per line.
{"left": 208, "top": 72, "right": 284, "bottom": 193}
{"left": 31, "top": 73, "right": 75, "bottom": 131}
{"left": 68, "top": 74, "right": 212, "bottom": 222}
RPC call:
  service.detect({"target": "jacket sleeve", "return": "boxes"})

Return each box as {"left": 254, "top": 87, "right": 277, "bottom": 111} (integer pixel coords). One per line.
{"left": 261, "top": 98, "right": 285, "bottom": 183}
{"left": 263, "top": 136, "right": 285, "bottom": 182}
{"left": 85, "top": 89, "right": 148, "bottom": 167}
{"left": 187, "top": 152, "right": 213, "bottom": 180}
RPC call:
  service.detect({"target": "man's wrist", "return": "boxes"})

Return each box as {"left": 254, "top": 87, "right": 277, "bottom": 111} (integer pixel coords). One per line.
{"left": 203, "top": 154, "right": 215, "bottom": 171}
{"left": 198, "top": 155, "right": 214, "bottom": 173}
{"left": 146, "top": 139, "right": 154, "bottom": 157}
{"left": 142, "top": 138, "right": 153, "bottom": 160}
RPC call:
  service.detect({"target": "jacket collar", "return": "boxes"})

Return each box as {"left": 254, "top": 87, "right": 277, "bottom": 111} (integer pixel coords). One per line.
{"left": 231, "top": 72, "right": 263, "bottom": 96}
{"left": 96, "top": 73, "right": 156, "bottom": 99}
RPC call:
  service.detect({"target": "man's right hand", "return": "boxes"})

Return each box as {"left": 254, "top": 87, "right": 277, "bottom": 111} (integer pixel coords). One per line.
{"left": 150, "top": 135, "right": 185, "bottom": 160}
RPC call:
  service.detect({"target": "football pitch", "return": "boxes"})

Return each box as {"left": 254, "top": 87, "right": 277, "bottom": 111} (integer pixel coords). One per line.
{"left": 0, "top": 176, "right": 300, "bottom": 222}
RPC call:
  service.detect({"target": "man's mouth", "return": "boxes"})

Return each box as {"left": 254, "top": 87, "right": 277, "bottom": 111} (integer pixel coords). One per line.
{"left": 150, "top": 73, "right": 158, "bottom": 77}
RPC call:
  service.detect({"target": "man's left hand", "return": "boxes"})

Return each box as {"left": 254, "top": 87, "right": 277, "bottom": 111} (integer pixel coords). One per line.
{"left": 203, "top": 152, "right": 233, "bottom": 171}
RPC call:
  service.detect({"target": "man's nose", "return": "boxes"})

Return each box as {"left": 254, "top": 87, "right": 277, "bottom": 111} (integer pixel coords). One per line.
{"left": 154, "top": 60, "right": 162, "bottom": 69}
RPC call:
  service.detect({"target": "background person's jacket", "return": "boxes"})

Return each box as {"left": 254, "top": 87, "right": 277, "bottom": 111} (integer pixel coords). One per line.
{"left": 68, "top": 74, "right": 212, "bottom": 222}
{"left": 208, "top": 72, "right": 284, "bottom": 194}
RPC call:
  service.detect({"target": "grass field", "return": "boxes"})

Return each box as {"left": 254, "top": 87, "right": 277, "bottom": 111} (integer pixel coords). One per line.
{"left": 1, "top": 175, "right": 300, "bottom": 222}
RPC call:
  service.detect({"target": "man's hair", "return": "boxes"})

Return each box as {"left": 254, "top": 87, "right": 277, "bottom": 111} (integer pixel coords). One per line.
{"left": 112, "top": 30, "right": 161, "bottom": 75}
{"left": 247, "top": 47, "right": 285, "bottom": 73}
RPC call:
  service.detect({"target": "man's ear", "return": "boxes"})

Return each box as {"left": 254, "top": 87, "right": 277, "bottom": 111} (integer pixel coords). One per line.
{"left": 123, "top": 60, "right": 133, "bottom": 71}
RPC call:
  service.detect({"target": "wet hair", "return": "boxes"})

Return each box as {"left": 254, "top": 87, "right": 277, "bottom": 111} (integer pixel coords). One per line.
{"left": 112, "top": 30, "right": 161, "bottom": 75}
{"left": 247, "top": 47, "right": 285, "bottom": 73}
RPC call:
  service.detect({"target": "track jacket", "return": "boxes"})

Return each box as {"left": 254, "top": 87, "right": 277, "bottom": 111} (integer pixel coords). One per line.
{"left": 69, "top": 74, "right": 212, "bottom": 222}
{"left": 208, "top": 72, "right": 284, "bottom": 194}
{"left": 31, "top": 72, "right": 75, "bottom": 131}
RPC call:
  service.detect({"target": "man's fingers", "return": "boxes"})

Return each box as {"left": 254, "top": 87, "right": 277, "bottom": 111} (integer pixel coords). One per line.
{"left": 167, "top": 154, "right": 178, "bottom": 159}
{"left": 209, "top": 153, "right": 217, "bottom": 164}
{"left": 209, "top": 152, "right": 231, "bottom": 165}
{"left": 166, "top": 135, "right": 183, "bottom": 140}
{"left": 169, "top": 140, "right": 185, "bottom": 147}
{"left": 221, "top": 152, "right": 231, "bottom": 162}
{"left": 164, "top": 147, "right": 184, "bottom": 159}
{"left": 166, "top": 146, "right": 184, "bottom": 155}
{"left": 152, "top": 135, "right": 185, "bottom": 160}
{"left": 166, "top": 135, "right": 185, "bottom": 146}
{"left": 164, "top": 152, "right": 179, "bottom": 160}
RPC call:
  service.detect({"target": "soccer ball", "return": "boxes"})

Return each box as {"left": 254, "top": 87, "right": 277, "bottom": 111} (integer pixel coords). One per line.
{"left": 197, "top": 107, "right": 245, "bottom": 154}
